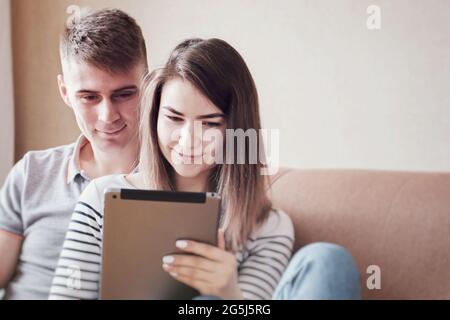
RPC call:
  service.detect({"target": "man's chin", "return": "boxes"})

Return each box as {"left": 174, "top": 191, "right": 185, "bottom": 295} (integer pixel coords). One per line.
{"left": 92, "top": 136, "right": 132, "bottom": 153}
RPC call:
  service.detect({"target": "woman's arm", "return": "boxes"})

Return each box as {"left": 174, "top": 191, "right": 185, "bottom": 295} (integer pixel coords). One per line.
{"left": 48, "top": 181, "right": 103, "bottom": 300}
{"left": 237, "top": 210, "right": 295, "bottom": 300}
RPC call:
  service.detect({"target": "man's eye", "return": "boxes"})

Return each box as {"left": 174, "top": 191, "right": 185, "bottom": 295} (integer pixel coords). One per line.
{"left": 167, "top": 115, "right": 183, "bottom": 122}
{"left": 82, "top": 95, "right": 98, "bottom": 102}
{"left": 114, "top": 92, "right": 135, "bottom": 100}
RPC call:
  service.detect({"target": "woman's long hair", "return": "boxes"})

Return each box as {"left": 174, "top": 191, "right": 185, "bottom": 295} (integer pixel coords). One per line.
{"left": 139, "top": 38, "right": 272, "bottom": 250}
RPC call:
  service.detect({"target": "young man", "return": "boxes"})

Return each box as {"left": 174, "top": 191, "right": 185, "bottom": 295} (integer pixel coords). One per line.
{"left": 0, "top": 8, "right": 148, "bottom": 299}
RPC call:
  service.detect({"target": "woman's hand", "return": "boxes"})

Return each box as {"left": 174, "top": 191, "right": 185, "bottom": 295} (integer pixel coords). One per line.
{"left": 162, "top": 229, "right": 243, "bottom": 300}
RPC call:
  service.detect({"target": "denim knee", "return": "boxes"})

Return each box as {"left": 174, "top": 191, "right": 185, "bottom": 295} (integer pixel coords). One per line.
{"left": 274, "top": 242, "right": 361, "bottom": 299}
{"left": 295, "top": 242, "right": 359, "bottom": 272}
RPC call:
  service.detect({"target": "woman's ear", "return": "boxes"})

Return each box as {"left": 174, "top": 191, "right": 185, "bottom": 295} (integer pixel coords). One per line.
{"left": 57, "top": 74, "right": 71, "bottom": 108}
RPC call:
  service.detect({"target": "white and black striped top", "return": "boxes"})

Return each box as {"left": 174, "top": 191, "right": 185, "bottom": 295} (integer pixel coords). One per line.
{"left": 49, "top": 175, "right": 295, "bottom": 300}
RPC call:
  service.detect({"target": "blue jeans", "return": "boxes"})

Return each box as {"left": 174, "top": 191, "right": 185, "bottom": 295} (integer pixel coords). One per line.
{"left": 273, "top": 242, "right": 361, "bottom": 300}
{"left": 195, "top": 242, "right": 361, "bottom": 300}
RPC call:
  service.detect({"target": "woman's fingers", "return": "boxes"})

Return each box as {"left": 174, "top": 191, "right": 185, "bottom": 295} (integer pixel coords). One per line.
{"left": 168, "top": 272, "right": 211, "bottom": 294}
{"left": 174, "top": 239, "right": 230, "bottom": 263}
{"left": 161, "top": 238, "right": 238, "bottom": 298}
{"left": 162, "top": 253, "right": 216, "bottom": 272}
{"left": 163, "top": 263, "right": 214, "bottom": 294}
{"left": 163, "top": 263, "right": 210, "bottom": 282}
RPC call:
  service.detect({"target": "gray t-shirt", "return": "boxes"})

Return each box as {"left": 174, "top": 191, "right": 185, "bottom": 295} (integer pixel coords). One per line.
{"left": 0, "top": 136, "right": 91, "bottom": 299}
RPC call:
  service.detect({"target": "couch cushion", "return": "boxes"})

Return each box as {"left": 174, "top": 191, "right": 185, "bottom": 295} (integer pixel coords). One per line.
{"left": 269, "top": 168, "right": 450, "bottom": 299}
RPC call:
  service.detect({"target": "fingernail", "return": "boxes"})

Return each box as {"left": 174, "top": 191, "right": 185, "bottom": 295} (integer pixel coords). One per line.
{"left": 170, "top": 272, "right": 178, "bottom": 277}
{"left": 163, "top": 255, "right": 174, "bottom": 264}
{"left": 176, "top": 240, "right": 188, "bottom": 248}
{"left": 162, "top": 263, "right": 170, "bottom": 269}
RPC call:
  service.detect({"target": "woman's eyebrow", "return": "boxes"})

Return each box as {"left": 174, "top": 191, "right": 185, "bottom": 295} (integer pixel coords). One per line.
{"left": 162, "top": 106, "right": 184, "bottom": 115}
{"left": 196, "top": 113, "right": 225, "bottom": 120}
{"left": 162, "top": 106, "right": 224, "bottom": 119}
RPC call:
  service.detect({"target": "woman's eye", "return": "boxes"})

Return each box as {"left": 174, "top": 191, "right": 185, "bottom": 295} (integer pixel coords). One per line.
{"left": 203, "top": 122, "right": 221, "bottom": 127}
{"left": 167, "top": 115, "right": 183, "bottom": 122}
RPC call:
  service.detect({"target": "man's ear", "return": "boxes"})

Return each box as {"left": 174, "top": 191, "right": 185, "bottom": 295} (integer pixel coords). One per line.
{"left": 57, "top": 74, "right": 71, "bottom": 108}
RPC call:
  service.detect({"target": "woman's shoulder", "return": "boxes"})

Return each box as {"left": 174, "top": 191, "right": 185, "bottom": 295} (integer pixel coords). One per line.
{"left": 79, "top": 174, "right": 132, "bottom": 209}
{"left": 89, "top": 174, "right": 132, "bottom": 192}
{"left": 250, "top": 209, "right": 295, "bottom": 243}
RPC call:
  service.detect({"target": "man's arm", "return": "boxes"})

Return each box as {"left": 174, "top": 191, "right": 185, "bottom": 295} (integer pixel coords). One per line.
{"left": 0, "top": 230, "right": 23, "bottom": 288}
{"left": 0, "top": 154, "right": 28, "bottom": 289}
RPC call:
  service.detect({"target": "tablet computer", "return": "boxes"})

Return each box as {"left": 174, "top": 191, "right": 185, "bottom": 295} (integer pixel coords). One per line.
{"left": 100, "top": 188, "right": 221, "bottom": 300}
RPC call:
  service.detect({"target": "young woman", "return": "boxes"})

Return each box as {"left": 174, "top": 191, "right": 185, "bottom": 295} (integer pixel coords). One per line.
{"left": 49, "top": 38, "right": 361, "bottom": 300}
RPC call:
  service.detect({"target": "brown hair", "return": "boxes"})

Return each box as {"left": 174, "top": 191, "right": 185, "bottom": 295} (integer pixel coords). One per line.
{"left": 60, "top": 8, "right": 147, "bottom": 73}
{"left": 139, "top": 38, "right": 272, "bottom": 250}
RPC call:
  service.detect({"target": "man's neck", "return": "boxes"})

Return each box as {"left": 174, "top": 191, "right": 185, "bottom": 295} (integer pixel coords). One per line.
{"left": 79, "top": 141, "right": 138, "bottom": 179}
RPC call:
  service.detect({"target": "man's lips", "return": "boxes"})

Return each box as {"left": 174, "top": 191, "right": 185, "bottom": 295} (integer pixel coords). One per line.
{"left": 97, "top": 125, "right": 126, "bottom": 134}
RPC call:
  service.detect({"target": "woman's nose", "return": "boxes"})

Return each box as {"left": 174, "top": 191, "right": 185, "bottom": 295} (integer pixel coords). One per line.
{"left": 178, "top": 121, "right": 202, "bottom": 152}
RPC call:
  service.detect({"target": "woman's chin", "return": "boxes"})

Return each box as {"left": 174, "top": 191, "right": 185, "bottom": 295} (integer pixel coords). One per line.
{"left": 172, "top": 164, "right": 208, "bottom": 179}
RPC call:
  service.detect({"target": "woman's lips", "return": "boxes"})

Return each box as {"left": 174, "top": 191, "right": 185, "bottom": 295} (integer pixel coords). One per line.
{"left": 171, "top": 148, "right": 204, "bottom": 159}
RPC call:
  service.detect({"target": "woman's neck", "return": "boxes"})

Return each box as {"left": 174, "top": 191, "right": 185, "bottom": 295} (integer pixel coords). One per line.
{"left": 174, "top": 171, "right": 210, "bottom": 192}
{"left": 127, "top": 170, "right": 213, "bottom": 192}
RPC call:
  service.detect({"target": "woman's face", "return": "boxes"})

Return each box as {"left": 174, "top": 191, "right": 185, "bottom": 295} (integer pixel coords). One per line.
{"left": 157, "top": 78, "right": 226, "bottom": 179}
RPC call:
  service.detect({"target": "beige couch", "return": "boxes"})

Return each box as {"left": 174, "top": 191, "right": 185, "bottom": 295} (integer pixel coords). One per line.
{"left": 269, "top": 168, "right": 450, "bottom": 299}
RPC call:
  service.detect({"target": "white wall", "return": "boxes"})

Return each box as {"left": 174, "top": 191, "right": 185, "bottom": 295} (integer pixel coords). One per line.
{"left": 14, "top": 0, "right": 450, "bottom": 172}
{"left": 0, "top": 0, "right": 14, "bottom": 183}
{"left": 99, "top": 0, "right": 450, "bottom": 171}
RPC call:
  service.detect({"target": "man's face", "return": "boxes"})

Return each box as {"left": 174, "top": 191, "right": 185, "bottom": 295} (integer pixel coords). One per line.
{"left": 58, "top": 60, "right": 145, "bottom": 154}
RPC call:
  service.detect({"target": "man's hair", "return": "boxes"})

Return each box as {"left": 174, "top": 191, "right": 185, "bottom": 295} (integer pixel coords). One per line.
{"left": 60, "top": 8, "right": 148, "bottom": 73}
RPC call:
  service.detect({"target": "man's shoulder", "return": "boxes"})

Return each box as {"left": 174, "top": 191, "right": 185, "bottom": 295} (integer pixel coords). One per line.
{"left": 22, "top": 142, "right": 76, "bottom": 166}
{"left": 11, "top": 141, "right": 79, "bottom": 184}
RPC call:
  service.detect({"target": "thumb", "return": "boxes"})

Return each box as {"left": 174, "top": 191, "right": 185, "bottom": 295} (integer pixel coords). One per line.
{"left": 218, "top": 228, "right": 226, "bottom": 250}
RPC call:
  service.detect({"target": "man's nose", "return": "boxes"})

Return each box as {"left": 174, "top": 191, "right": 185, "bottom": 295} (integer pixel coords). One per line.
{"left": 98, "top": 98, "right": 120, "bottom": 123}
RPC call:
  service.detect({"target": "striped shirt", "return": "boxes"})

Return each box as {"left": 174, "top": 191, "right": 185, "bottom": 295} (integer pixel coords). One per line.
{"left": 49, "top": 174, "right": 294, "bottom": 300}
